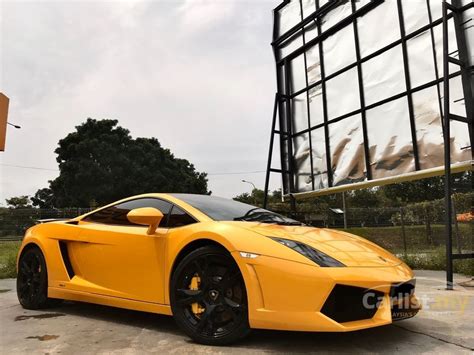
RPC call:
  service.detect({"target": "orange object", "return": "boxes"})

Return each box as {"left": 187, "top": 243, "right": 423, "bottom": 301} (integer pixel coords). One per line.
{"left": 457, "top": 212, "right": 474, "bottom": 223}
{"left": 0, "top": 93, "right": 9, "bottom": 151}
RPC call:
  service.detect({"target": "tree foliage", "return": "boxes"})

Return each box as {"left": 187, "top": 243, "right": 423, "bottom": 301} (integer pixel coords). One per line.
{"left": 346, "top": 188, "right": 385, "bottom": 208}
{"left": 5, "top": 196, "right": 32, "bottom": 209}
{"left": 234, "top": 171, "right": 471, "bottom": 212}
{"left": 233, "top": 189, "right": 282, "bottom": 206}
{"left": 33, "top": 118, "right": 208, "bottom": 208}
{"left": 379, "top": 172, "right": 470, "bottom": 205}
{"left": 380, "top": 176, "right": 445, "bottom": 204}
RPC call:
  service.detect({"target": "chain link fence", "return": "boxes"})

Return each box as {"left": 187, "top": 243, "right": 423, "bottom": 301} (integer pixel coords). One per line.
{"left": 0, "top": 208, "right": 91, "bottom": 240}
{"left": 1, "top": 195, "right": 472, "bottom": 258}
{"left": 275, "top": 193, "right": 473, "bottom": 259}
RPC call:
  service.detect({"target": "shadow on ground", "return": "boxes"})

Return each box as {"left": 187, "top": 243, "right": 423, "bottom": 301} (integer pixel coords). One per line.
{"left": 43, "top": 300, "right": 451, "bottom": 353}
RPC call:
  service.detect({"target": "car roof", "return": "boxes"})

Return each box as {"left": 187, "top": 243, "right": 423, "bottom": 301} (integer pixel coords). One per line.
{"left": 74, "top": 193, "right": 214, "bottom": 223}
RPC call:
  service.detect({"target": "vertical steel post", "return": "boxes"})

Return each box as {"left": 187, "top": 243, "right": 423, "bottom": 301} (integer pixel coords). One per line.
{"left": 342, "top": 192, "right": 347, "bottom": 229}
{"left": 290, "top": 194, "right": 297, "bottom": 216}
{"left": 400, "top": 207, "right": 407, "bottom": 258}
{"left": 284, "top": 59, "right": 296, "bottom": 195}
{"left": 442, "top": 0, "right": 454, "bottom": 290}
{"left": 264, "top": 94, "right": 280, "bottom": 209}
{"left": 299, "top": 0, "right": 315, "bottom": 192}
{"left": 397, "top": 0, "right": 421, "bottom": 171}
{"left": 316, "top": 0, "right": 333, "bottom": 188}
{"left": 452, "top": 0, "right": 474, "bottom": 152}
{"left": 452, "top": 199, "right": 462, "bottom": 254}
{"left": 351, "top": 0, "right": 372, "bottom": 181}
{"left": 424, "top": 205, "right": 433, "bottom": 245}
{"left": 426, "top": 0, "right": 444, "bottom": 126}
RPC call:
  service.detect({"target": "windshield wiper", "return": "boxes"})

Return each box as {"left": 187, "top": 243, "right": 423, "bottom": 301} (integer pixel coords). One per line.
{"left": 233, "top": 209, "right": 272, "bottom": 221}
{"left": 234, "top": 211, "right": 304, "bottom": 226}
{"left": 246, "top": 220, "right": 304, "bottom": 226}
{"left": 274, "top": 221, "right": 304, "bottom": 226}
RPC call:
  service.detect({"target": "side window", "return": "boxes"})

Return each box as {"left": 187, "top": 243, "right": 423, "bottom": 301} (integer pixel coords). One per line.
{"left": 84, "top": 198, "right": 172, "bottom": 227}
{"left": 167, "top": 205, "right": 196, "bottom": 228}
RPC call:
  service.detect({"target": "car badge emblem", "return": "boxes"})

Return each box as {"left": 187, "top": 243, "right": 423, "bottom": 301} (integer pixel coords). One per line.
{"left": 209, "top": 290, "right": 219, "bottom": 301}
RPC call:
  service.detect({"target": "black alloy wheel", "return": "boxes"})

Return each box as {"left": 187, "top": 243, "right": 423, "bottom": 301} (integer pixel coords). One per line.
{"left": 17, "top": 247, "right": 60, "bottom": 309}
{"left": 170, "top": 246, "right": 250, "bottom": 345}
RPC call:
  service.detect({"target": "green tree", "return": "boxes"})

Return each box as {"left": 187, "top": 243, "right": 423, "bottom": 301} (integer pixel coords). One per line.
{"left": 233, "top": 189, "right": 282, "bottom": 206}
{"left": 233, "top": 192, "right": 253, "bottom": 204}
{"left": 5, "top": 195, "right": 32, "bottom": 209}
{"left": 381, "top": 176, "right": 445, "bottom": 204}
{"left": 31, "top": 188, "right": 55, "bottom": 208}
{"left": 346, "top": 188, "right": 386, "bottom": 208}
{"left": 33, "top": 118, "right": 208, "bottom": 208}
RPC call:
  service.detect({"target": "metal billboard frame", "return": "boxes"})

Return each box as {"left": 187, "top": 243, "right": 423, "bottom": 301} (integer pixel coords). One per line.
{"left": 264, "top": 0, "right": 473, "bottom": 289}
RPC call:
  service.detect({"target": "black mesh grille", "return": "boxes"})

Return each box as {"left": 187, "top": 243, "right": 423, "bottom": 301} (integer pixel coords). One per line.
{"left": 321, "top": 285, "right": 384, "bottom": 323}
{"left": 390, "top": 279, "right": 418, "bottom": 321}
{"left": 390, "top": 279, "right": 415, "bottom": 301}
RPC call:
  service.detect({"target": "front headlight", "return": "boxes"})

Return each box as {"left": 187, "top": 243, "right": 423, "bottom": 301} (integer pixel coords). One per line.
{"left": 270, "top": 237, "right": 345, "bottom": 267}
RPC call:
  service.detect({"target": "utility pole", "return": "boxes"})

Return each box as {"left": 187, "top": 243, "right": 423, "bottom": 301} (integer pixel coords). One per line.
{"left": 342, "top": 192, "right": 348, "bottom": 229}
{"left": 242, "top": 180, "right": 257, "bottom": 205}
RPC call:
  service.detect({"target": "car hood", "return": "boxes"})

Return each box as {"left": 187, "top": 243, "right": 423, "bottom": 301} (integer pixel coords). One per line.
{"left": 225, "top": 222, "right": 402, "bottom": 267}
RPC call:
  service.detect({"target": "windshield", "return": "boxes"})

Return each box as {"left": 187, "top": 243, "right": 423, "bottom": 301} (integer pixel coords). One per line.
{"left": 171, "top": 194, "right": 302, "bottom": 225}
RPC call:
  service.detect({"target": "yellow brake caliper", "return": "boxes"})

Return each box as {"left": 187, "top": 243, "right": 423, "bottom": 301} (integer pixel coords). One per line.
{"left": 189, "top": 274, "right": 205, "bottom": 316}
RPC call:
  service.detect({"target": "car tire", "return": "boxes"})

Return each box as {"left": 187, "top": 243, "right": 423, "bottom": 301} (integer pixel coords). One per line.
{"left": 17, "top": 246, "right": 62, "bottom": 309}
{"left": 170, "top": 245, "right": 251, "bottom": 345}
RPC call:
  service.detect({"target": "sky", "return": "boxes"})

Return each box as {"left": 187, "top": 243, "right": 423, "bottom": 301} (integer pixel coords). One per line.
{"left": 0, "top": 0, "right": 282, "bottom": 206}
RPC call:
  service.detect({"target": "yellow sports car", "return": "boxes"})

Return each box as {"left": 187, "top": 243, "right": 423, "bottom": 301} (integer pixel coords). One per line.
{"left": 17, "top": 193, "right": 420, "bottom": 345}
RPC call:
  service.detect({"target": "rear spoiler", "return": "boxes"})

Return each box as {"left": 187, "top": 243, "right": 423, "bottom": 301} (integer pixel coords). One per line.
{"left": 35, "top": 218, "right": 71, "bottom": 224}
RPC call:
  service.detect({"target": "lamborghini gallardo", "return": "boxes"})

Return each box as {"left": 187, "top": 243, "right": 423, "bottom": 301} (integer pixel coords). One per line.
{"left": 17, "top": 193, "right": 420, "bottom": 345}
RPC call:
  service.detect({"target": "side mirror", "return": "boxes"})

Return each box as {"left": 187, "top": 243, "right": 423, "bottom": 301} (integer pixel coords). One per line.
{"left": 127, "top": 207, "right": 164, "bottom": 235}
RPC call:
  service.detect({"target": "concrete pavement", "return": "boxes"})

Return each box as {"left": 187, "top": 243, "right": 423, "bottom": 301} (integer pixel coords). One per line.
{"left": 1, "top": 270, "right": 473, "bottom": 354}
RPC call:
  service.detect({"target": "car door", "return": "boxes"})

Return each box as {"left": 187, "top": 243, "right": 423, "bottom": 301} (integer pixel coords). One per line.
{"left": 70, "top": 198, "right": 173, "bottom": 304}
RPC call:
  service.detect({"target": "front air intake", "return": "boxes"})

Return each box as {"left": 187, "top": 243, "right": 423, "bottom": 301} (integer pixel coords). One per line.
{"left": 390, "top": 279, "right": 415, "bottom": 301}
{"left": 321, "top": 285, "right": 383, "bottom": 323}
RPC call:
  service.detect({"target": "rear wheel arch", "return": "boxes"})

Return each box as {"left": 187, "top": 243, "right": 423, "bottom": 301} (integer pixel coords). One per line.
{"left": 19, "top": 242, "right": 40, "bottom": 254}
{"left": 17, "top": 242, "right": 44, "bottom": 268}
{"left": 17, "top": 243, "right": 62, "bottom": 309}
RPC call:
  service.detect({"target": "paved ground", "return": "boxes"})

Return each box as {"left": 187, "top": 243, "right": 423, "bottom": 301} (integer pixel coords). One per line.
{"left": 1, "top": 270, "right": 473, "bottom": 354}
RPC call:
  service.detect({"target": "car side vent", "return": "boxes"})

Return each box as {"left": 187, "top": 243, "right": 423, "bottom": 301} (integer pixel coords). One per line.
{"left": 321, "top": 285, "right": 383, "bottom": 323}
{"left": 59, "top": 241, "right": 75, "bottom": 279}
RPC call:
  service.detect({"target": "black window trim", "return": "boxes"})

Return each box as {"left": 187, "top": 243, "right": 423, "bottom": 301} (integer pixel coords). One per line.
{"left": 81, "top": 197, "right": 199, "bottom": 229}
{"left": 167, "top": 204, "right": 199, "bottom": 229}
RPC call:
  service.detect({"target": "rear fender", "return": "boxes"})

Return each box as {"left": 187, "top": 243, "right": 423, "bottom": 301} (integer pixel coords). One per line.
{"left": 18, "top": 222, "right": 82, "bottom": 288}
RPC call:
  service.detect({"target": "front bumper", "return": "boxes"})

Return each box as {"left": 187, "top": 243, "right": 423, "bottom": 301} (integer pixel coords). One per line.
{"left": 233, "top": 253, "right": 420, "bottom": 332}
{"left": 390, "top": 279, "right": 422, "bottom": 321}
{"left": 391, "top": 297, "right": 421, "bottom": 321}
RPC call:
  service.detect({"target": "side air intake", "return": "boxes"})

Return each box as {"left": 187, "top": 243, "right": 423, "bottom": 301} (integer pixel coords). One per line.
{"left": 59, "top": 241, "right": 75, "bottom": 279}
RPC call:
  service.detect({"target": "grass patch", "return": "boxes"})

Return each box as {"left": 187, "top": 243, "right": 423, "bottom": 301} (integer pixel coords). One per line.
{"left": 0, "top": 241, "right": 21, "bottom": 279}
{"left": 399, "top": 247, "right": 474, "bottom": 276}
{"left": 338, "top": 225, "right": 473, "bottom": 276}
{"left": 1, "top": 225, "right": 472, "bottom": 278}
{"left": 339, "top": 224, "right": 472, "bottom": 254}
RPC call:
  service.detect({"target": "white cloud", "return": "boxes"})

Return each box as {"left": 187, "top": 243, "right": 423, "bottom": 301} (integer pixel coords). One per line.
{"left": 0, "top": 0, "right": 281, "bottom": 206}
{"left": 178, "top": 0, "right": 236, "bottom": 33}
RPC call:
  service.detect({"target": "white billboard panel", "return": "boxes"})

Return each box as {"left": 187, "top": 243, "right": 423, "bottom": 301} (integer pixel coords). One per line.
{"left": 272, "top": 0, "right": 473, "bottom": 198}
